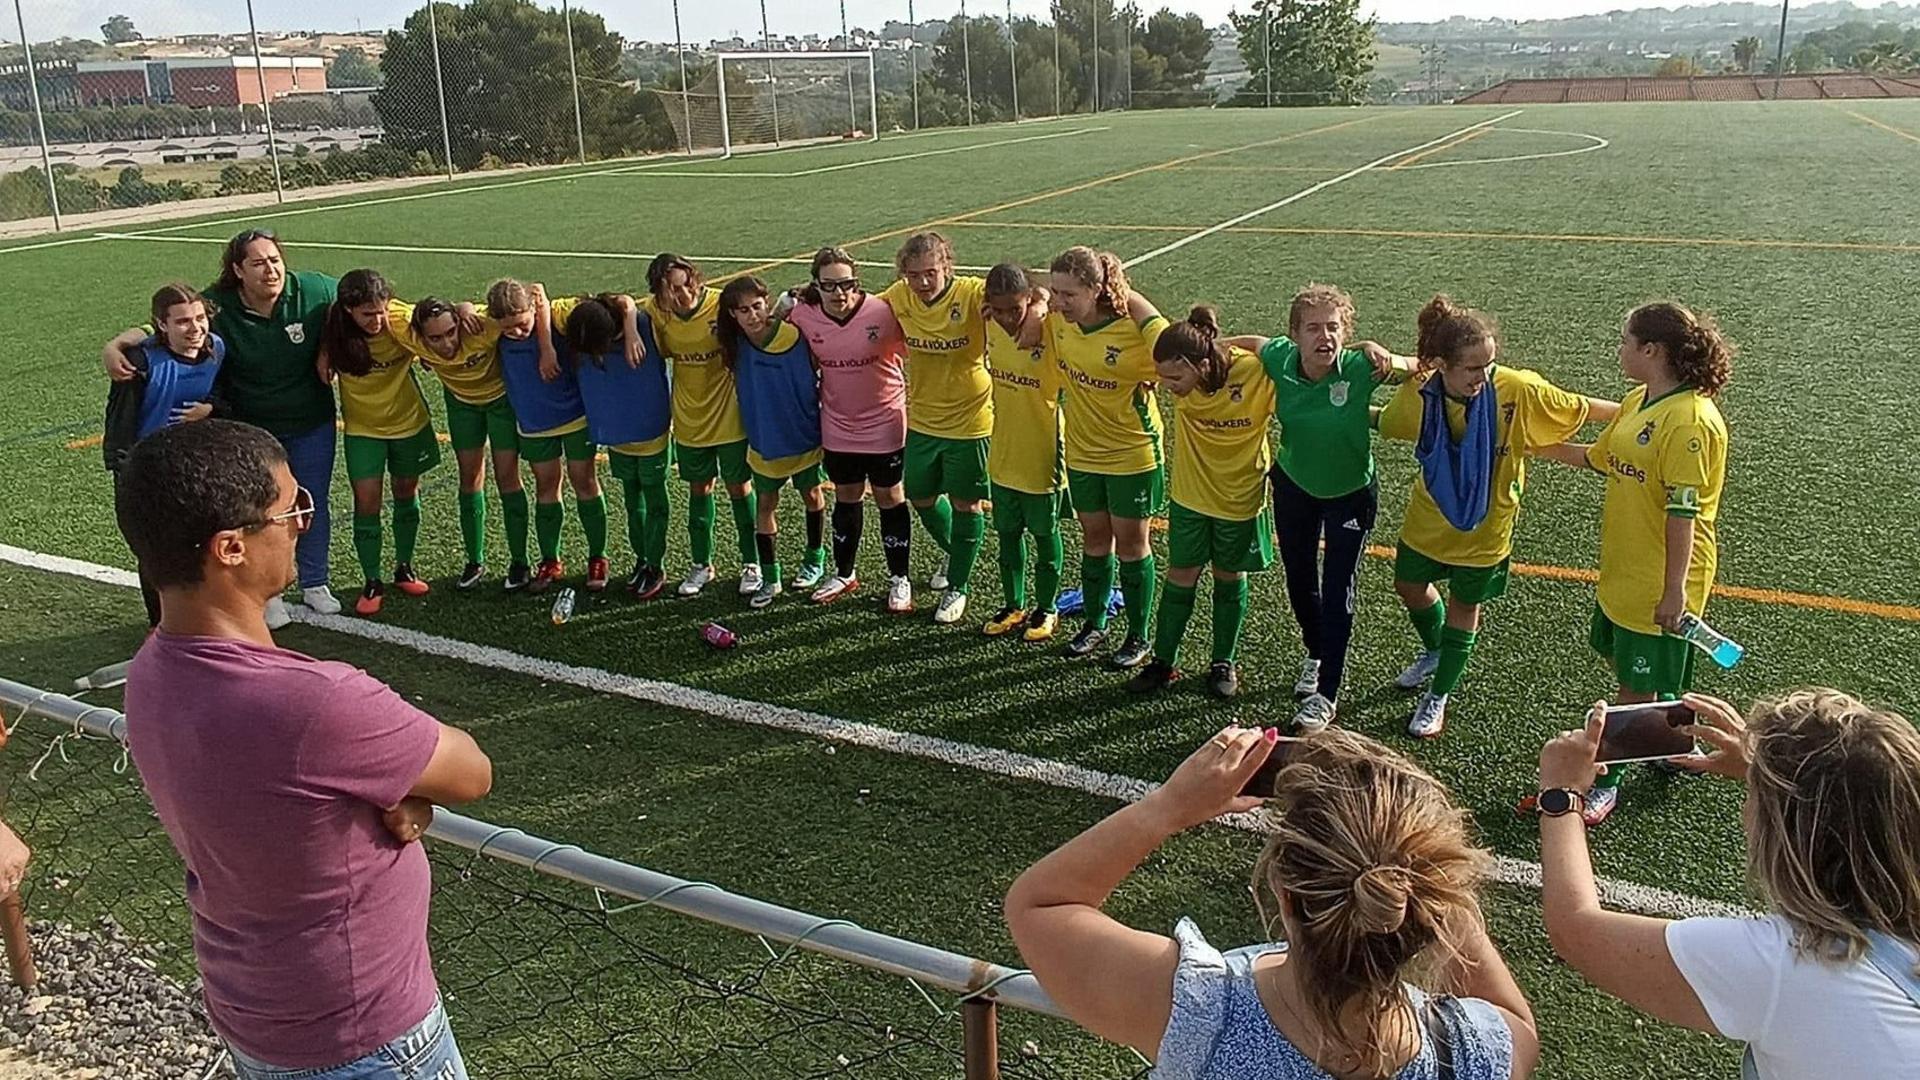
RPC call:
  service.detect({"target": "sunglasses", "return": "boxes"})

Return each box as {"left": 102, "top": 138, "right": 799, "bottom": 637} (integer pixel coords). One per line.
{"left": 814, "top": 278, "right": 860, "bottom": 294}
{"left": 255, "top": 486, "right": 316, "bottom": 535}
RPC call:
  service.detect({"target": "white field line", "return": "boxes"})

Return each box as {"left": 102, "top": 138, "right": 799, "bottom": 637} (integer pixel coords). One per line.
{"left": 1120, "top": 109, "right": 1525, "bottom": 270}
{"left": 1398, "top": 127, "right": 1609, "bottom": 171}
{"left": 605, "top": 126, "right": 1110, "bottom": 178}
{"left": 0, "top": 542, "right": 1749, "bottom": 921}
{"left": 0, "top": 233, "right": 118, "bottom": 254}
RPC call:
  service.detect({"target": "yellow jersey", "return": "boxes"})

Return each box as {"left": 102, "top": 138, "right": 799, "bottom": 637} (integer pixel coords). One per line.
{"left": 1587, "top": 385, "right": 1728, "bottom": 635}
{"left": 1052, "top": 311, "right": 1169, "bottom": 476}
{"left": 1170, "top": 347, "right": 1275, "bottom": 522}
{"left": 391, "top": 311, "right": 506, "bottom": 406}
{"left": 638, "top": 288, "right": 744, "bottom": 448}
{"left": 986, "top": 318, "right": 1066, "bottom": 495}
{"left": 1379, "top": 365, "right": 1592, "bottom": 568}
{"left": 882, "top": 275, "right": 992, "bottom": 440}
{"left": 338, "top": 299, "right": 431, "bottom": 438}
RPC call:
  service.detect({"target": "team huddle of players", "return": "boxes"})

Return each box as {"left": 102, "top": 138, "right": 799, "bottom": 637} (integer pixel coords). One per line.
{"left": 107, "top": 230, "right": 1733, "bottom": 826}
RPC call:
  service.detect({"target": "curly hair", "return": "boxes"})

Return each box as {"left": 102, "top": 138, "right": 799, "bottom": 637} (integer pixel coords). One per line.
{"left": 646, "top": 252, "right": 705, "bottom": 307}
{"left": 1627, "top": 302, "right": 1734, "bottom": 397}
{"left": 1287, "top": 283, "right": 1357, "bottom": 340}
{"left": 1049, "top": 246, "right": 1130, "bottom": 319}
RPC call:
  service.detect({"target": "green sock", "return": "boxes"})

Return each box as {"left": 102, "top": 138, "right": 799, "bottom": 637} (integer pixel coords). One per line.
{"left": 688, "top": 491, "right": 716, "bottom": 565}
{"left": 1033, "top": 531, "right": 1063, "bottom": 614}
{"left": 997, "top": 529, "right": 1029, "bottom": 609}
{"left": 640, "top": 474, "right": 670, "bottom": 567}
{"left": 618, "top": 478, "right": 646, "bottom": 561}
{"left": 1212, "top": 576, "right": 1250, "bottom": 663}
{"left": 535, "top": 501, "right": 564, "bottom": 562}
{"left": 916, "top": 497, "right": 954, "bottom": 555}
{"left": 352, "top": 512, "right": 383, "bottom": 582}
{"left": 501, "top": 488, "right": 531, "bottom": 566}
{"left": 457, "top": 490, "right": 486, "bottom": 564}
{"left": 577, "top": 495, "right": 608, "bottom": 560}
{"left": 1433, "top": 625, "right": 1478, "bottom": 696}
{"left": 730, "top": 493, "right": 758, "bottom": 566}
{"left": 1083, "top": 552, "right": 1117, "bottom": 630}
{"left": 1153, "top": 580, "right": 1197, "bottom": 666}
{"left": 947, "top": 509, "right": 985, "bottom": 594}
{"left": 391, "top": 496, "right": 421, "bottom": 565}
{"left": 1409, "top": 596, "right": 1447, "bottom": 652}
{"left": 1120, "top": 553, "right": 1157, "bottom": 641}
{"left": 1593, "top": 765, "right": 1627, "bottom": 790}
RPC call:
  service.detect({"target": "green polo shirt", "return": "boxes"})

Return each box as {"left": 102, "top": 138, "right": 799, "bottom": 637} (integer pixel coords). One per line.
{"left": 1259, "top": 337, "right": 1384, "bottom": 499}
{"left": 204, "top": 270, "right": 338, "bottom": 435}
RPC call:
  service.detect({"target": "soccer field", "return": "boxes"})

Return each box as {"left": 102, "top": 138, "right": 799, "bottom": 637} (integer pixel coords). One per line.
{"left": 3, "top": 100, "right": 1920, "bottom": 1078}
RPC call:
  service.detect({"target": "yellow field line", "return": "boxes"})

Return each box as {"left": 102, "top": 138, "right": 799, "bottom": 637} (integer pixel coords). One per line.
{"left": 941, "top": 219, "right": 1920, "bottom": 255}
{"left": 1844, "top": 109, "right": 1920, "bottom": 145}
{"left": 1157, "top": 164, "right": 1341, "bottom": 174}
{"left": 1388, "top": 126, "right": 1492, "bottom": 170}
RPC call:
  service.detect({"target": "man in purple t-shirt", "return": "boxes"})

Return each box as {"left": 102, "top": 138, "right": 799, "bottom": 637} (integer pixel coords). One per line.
{"left": 115, "top": 420, "right": 493, "bottom": 1079}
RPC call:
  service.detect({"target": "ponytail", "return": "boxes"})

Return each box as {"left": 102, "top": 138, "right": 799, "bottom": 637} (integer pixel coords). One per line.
{"left": 1414, "top": 294, "right": 1497, "bottom": 368}
{"left": 1153, "top": 304, "right": 1233, "bottom": 393}
{"left": 1627, "top": 302, "right": 1734, "bottom": 397}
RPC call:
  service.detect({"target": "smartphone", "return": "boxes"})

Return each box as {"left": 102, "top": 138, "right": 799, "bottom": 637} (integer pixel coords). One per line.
{"left": 1596, "top": 701, "right": 1699, "bottom": 765}
{"left": 1239, "top": 737, "right": 1305, "bottom": 798}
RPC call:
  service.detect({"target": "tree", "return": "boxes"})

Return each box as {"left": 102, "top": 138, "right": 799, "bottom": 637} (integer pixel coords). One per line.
{"left": 100, "top": 15, "right": 139, "bottom": 45}
{"left": 1732, "top": 36, "right": 1762, "bottom": 73}
{"left": 1653, "top": 55, "right": 1699, "bottom": 77}
{"left": 327, "top": 46, "right": 383, "bottom": 88}
{"left": 1230, "top": 0, "right": 1377, "bottom": 106}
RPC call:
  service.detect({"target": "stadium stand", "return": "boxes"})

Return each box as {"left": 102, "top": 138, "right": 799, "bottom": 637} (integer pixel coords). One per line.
{"left": 1459, "top": 72, "right": 1920, "bottom": 105}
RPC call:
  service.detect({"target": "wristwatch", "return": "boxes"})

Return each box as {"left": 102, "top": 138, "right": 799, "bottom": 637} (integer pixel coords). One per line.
{"left": 1535, "top": 788, "right": 1585, "bottom": 817}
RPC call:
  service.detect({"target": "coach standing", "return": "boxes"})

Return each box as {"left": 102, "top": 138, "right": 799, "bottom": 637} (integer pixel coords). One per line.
{"left": 103, "top": 230, "right": 341, "bottom": 630}
{"left": 116, "top": 419, "right": 493, "bottom": 1079}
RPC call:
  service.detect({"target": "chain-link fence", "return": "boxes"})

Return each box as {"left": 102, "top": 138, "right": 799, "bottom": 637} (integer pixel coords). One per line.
{"left": 0, "top": 673, "right": 1146, "bottom": 1079}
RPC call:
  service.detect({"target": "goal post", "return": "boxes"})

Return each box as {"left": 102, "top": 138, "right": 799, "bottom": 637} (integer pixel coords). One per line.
{"left": 654, "top": 51, "right": 878, "bottom": 159}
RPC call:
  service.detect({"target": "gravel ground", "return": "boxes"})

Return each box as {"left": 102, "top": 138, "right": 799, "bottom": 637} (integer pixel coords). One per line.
{"left": 0, "top": 918, "right": 227, "bottom": 1079}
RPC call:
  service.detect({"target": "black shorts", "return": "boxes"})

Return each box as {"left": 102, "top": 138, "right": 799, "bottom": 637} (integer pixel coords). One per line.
{"left": 823, "top": 447, "right": 905, "bottom": 489}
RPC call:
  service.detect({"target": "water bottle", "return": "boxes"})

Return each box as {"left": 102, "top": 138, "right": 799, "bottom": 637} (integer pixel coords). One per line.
{"left": 1674, "top": 613, "right": 1744, "bottom": 669}
{"left": 550, "top": 587, "right": 577, "bottom": 626}
{"left": 702, "top": 621, "right": 738, "bottom": 649}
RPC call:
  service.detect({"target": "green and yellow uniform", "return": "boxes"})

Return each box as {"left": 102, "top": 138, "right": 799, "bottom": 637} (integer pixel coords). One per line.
{"left": 986, "top": 318, "right": 1068, "bottom": 613}
{"left": 638, "top": 288, "right": 755, "bottom": 571}
{"left": 527, "top": 296, "right": 598, "bottom": 462}
{"left": 337, "top": 300, "right": 440, "bottom": 584}
{"left": 523, "top": 296, "right": 609, "bottom": 566}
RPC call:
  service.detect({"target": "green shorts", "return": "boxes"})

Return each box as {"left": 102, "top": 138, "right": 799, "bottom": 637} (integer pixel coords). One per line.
{"left": 521, "top": 426, "right": 596, "bottom": 465}
{"left": 1394, "top": 542, "right": 1510, "bottom": 605}
{"left": 607, "top": 446, "right": 673, "bottom": 485}
{"left": 344, "top": 427, "right": 441, "bottom": 482}
{"left": 677, "top": 439, "right": 752, "bottom": 487}
{"left": 1590, "top": 604, "right": 1696, "bottom": 696}
{"left": 990, "top": 483, "right": 1069, "bottom": 535}
{"left": 904, "top": 430, "right": 991, "bottom": 503}
{"left": 753, "top": 462, "right": 825, "bottom": 498}
{"left": 443, "top": 391, "right": 520, "bottom": 454}
{"left": 1167, "top": 500, "right": 1275, "bottom": 573}
{"left": 1067, "top": 465, "right": 1164, "bottom": 520}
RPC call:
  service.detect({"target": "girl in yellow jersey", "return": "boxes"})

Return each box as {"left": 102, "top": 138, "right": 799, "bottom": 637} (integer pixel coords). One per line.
{"left": 1048, "top": 246, "right": 1170, "bottom": 668}
{"left": 1377, "top": 296, "right": 1620, "bottom": 742}
{"left": 1127, "top": 307, "right": 1275, "bottom": 700}
{"left": 316, "top": 269, "right": 441, "bottom": 617}
{"left": 982, "top": 263, "right": 1069, "bottom": 642}
{"left": 1532, "top": 302, "right": 1732, "bottom": 826}
{"left": 640, "top": 254, "right": 759, "bottom": 599}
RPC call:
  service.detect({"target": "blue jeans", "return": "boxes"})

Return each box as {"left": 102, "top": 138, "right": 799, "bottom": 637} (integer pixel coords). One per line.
{"left": 227, "top": 998, "right": 467, "bottom": 1080}
{"left": 277, "top": 421, "right": 337, "bottom": 589}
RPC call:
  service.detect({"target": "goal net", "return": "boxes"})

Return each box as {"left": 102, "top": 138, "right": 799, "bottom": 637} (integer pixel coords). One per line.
{"left": 653, "top": 51, "right": 877, "bottom": 157}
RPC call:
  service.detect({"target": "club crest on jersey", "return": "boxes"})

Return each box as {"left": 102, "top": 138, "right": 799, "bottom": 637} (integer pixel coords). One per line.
{"left": 1228, "top": 382, "right": 1244, "bottom": 402}
{"left": 1328, "top": 380, "right": 1349, "bottom": 407}
{"left": 1103, "top": 345, "right": 1121, "bottom": 368}
{"left": 949, "top": 306, "right": 961, "bottom": 323}
{"left": 1637, "top": 420, "right": 1656, "bottom": 446}
{"left": 284, "top": 323, "right": 306, "bottom": 345}
{"left": 866, "top": 327, "right": 880, "bottom": 343}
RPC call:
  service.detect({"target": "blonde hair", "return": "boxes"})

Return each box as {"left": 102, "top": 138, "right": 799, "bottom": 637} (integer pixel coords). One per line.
{"left": 1287, "top": 283, "right": 1356, "bottom": 338}
{"left": 1745, "top": 689, "right": 1920, "bottom": 965}
{"left": 894, "top": 231, "right": 954, "bottom": 277}
{"left": 1049, "top": 246, "right": 1131, "bottom": 318}
{"left": 485, "top": 278, "right": 533, "bottom": 320}
{"left": 1253, "top": 729, "right": 1491, "bottom": 1079}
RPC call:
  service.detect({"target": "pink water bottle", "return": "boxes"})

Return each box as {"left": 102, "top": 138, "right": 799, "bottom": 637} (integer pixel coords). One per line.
{"left": 701, "top": 621, "right": 738, "bottom": 649}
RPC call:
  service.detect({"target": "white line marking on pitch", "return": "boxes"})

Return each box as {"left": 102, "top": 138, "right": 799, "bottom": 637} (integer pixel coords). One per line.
{"left": 1121, "top": 110, "right": 1525, "bottom": 269}
{"left": 1396, "top": 127, "right": 1610, "bottom": 171}
{"left": 0, "top": 233, "right": 117, "bottom": 254}
{"left": 606, "top": 126, "right": 1111, "bottom": 178}
{"left": 0, "top": 541, "right": 1749, "bottom": 921}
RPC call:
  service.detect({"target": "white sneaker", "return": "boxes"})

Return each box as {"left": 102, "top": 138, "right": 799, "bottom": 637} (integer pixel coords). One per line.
{"left": 929, "top": 556, "right": 950, "bottom": 593}
{"left": 264, "top": 596, "right": 292, "bottom": 630}
{"left": 1407, "top": 692, "right": 1449, "bottom": 739}
{"left": 1293, "top": 693, "right": 1337, "bottom": 734}
{"left": 792, "top": 561, "right": 827, "bottom": 590}
{"left": 738, "top": 564, "right": 764, "bottom": 596}
{"left": 932, "top": 590, "right": 967, "bottom": 625}
{"left": 301, "top": 585, "right": 341, "bottom": 615}
{"left": 1395, "top": 649, "right": 1442, "bottom": 690}
{"left": 886, "top": 575, "right": 914, "bottom": 614}
{"left": 749, "top": 579, "right": 783, "bottom": 609}
{"left": 677, "top": 564, "right": 714, "bottom": 597}
{"left": 810, "top": 573, "right": 859, "bottom": 604}
{"left": 1293, "top": 657, "right": 1322, "bottom": 699}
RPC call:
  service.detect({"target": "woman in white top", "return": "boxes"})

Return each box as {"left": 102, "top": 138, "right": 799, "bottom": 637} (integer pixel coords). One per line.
{"left": 1537, "top": 689, "right": 1920, "bottom": 1079}
{"left": 1007, "top": 726, "right": 1538, "bottom": 1080}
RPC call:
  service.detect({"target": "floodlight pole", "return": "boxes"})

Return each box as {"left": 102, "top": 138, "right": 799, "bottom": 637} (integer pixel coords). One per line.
{"left": 1053, "top": 12, "right": 1061, "bottom": 115}
{"left": 1771, "top": 0, "right": 1790, "bottom": 97}
{"left": 960, "top": 0, "right": 975, "bottom": 125}
{"left": 1122, "top": 3, "right": 1131, "bottom": 110}
{"left": 1007, "top": 0, "right": 1020, "bottom": 120}
{"left": 760, "top": 0, "right": 779, "bottom": 144}
{"left": 1090, "top": 0, "right": 1100, "bottom": 113}
{"left": 908, "top": 0, "right": 920, "bottom": 129}
{"left": 671, "top": 0, "right": 692, "bottom": 154}
{"left": 426, "top": 0, "right": 455, "bottom": 178}
{"left": 561, "top": 0, "right": 586, "bottom": 163}
{"left": 243, "top": 0, "right": 285, "bottom": 201}
{"left": 11, "top": 0, "right": 61, "bottom": 229}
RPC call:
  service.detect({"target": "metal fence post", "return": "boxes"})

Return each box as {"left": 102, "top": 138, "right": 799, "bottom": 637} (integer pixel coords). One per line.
{"left": 1090, "top": 0, "right": 1099, "bottom": 114}
{"left": 960, "top": 0, "right": 974, "bottom": 125}
{"left": 1053, "top": 13, "right": 1061, "bottom": 115}
{"left": 1264, "top": 3, "right": 1273, "bottom": 107}
{"left": 242, "top": 0, "right": 285, "bottom": 202}
{"left": 1122, "top": 3, "right": 1131, "bottom": 109}
{"left": 908, "top": 0, "right": 920, "bottom": 129}
{"left": 672, "top": 0, "right": 693, "bottom": 154}
{"left": 427, "top": 0, "right": 456, "bottom": 178}
{"left": 562, "top": 0, "right": 586, "bottom": 163}
{"left": 10, "top": 0, "right": 60, "bottom": 230}
{"left": 962, "top": 998, "right": 1000, "bottom": 1080}
{"left": 840, "top": 0, "right": 858, "bottom": 133}
{"left": 1006, "top": 0, "right": 1019, "bottom": 120}
{"left": 759, "top": 0, "right": 780, "bottom": 144}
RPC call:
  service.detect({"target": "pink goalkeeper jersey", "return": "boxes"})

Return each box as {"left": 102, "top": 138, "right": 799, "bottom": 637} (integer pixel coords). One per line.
{"left": 789, "top": 295, "right": 907, "bottom": 454}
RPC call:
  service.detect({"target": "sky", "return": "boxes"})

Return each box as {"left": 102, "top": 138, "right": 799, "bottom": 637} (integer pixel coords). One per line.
{"left": 14, "top": 0, "right": 1774, "bottom": 49}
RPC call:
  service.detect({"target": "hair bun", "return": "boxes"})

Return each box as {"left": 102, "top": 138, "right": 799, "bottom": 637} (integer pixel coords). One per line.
{"left": 1349, "top": 864, "right": 1413, "bottom": 934}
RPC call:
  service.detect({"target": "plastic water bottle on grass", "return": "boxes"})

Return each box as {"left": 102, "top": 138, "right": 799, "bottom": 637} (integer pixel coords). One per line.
{"left": 550, "top": 588, "right": 577, "bottom": 626}
{"left": 1675, "top": 613, "right": 1743, "bottom": 669}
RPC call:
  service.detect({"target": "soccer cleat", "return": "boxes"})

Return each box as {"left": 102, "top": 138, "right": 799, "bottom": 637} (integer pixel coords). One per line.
{"left": 1293, "top": 657, "right": 1322, "bottom": 699}
{"left": 983, "top": 607, "right": 1028, "bottom": 637}
{"left": 1207, "top": 661, "right": 1241, "bottom": 700}
{"left": 1022, "top": 610, "right": 1060, "bottom": 643}
{"left": 1293, "top": 693, "right": 1338, "bottom": 734}
{"left": 1108, "top": 636, "right": 1153, "bottom": 670}
{"left": 585, "top": 557, "right": 610, "bottom": 592}
{"left": 739, "top": 564, "right": 764, "bottom": 596}
{"left": 1407, "top": 691, "right": 1449, "bottom": 739}
{"left": 528, "top": 559, "right": 565, "bottom": 596}
{"left": 677, "top": 564, "right": 714, "bottom": 597}
{"left": 1063, "top": 624, "right": 1108, "bottom": 657}
{"left": 264, "top": 596, "right": 293, "bottom": 630}
{"left": 1126, "top": 658, "right": 1180, "bottom": 695}
{"left": 392, "top": 563, "right": 430, "bottom": 598}
{"left": 749, "top": 579, "right": 784, "bottom": 610}
{"left": 885, "top": 575, "right": 915, "bottom": 614}
{"left": 932, "top": 590, "right": 967, "bottom": 625}
{"left": 301, "top": 585, "right": 341, "bottom": 615}
{"left": 1581, "top": 785, "right": 1621, "bottom": 827}
{"left": 630, "top": 565, "right": 666, "bottom": 602}
{"left": 1395, "top": 649, "right": 1442, "bottom": 690}
{"left": 792, "top": 561, "right": 827, "bottom": 591}
{"left": 810, "top": 573, "right": 860, "bottom": 604}
{"left": 503, "top": 563, "right": 532, "bottom": 592}
{"left": 354, "top": 581, "right": 385, "bottom": 617}
{"left": 929, "top": 556, "right": 950, "bottom": 593}
{"left": 455, "top": 562, "right": 486, "bottom": 590}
